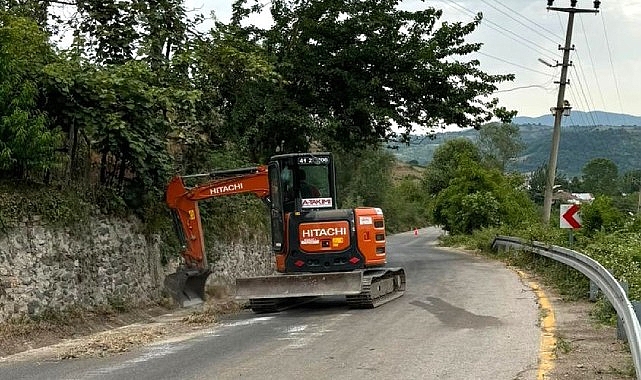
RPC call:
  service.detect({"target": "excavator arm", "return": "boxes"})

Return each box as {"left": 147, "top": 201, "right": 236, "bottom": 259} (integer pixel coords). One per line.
{"left": 165, "top": 166, "right": 270, "bottom": 306}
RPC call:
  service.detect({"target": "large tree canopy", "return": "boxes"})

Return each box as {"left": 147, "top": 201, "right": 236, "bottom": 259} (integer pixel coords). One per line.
{"left": 582, "top": 157, "right": 619, "bottom": 196}
{"left": 476, "top": 122, "right": 525, "bottom": 172}
{"left": 231, "top": 0, "right": 515, "bottom": 154}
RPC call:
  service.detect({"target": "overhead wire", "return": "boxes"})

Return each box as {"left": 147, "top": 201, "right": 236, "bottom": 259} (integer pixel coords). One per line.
{"left": 571, "top": 52, "right": 599, "bottom": 126}
{"left": 494, "top": 0, "right": 563, "bottom": 41}
{"left": 564, "top": 76, "right": 587, "bottom": 126}
{"left": 475, "top": 51, "right": 557, "bottom": 76}
{"left": 552, "top": 9, "right": 603, "bottom": 122}
{"left": 599, "top": 11, "right": 625, "bottom": 113}
{"left": 579, "top": 17, "right": 611, "bottom": 125}
{"left": 478, "top": 0, "right": 561, "bottom": 45}
{"left": 436, "top": 0, "right": 620, "bottom": 122}
{"left": 438, "top": 0, "right": 560, "bottom": 62}
{"left": 494, "top": 83, "right": 556, "bottom": 93}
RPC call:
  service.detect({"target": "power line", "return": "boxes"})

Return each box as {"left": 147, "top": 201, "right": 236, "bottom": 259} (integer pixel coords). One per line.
{"left": 438, "top": 0, "right": 560, "bottom": 62}
{"left": 579, "top": 17, "right": 611, "bottom": 124}
{"left": 571, "top": 52, "right": 599, "bottom": 126}
{"left": 478, "top": 0, "right": 560, "bottom": 45}
{"left": 600, "top": 11, "right": 624, "bottom": 113}
{"left": 494, "top": 0, "right": 563, "bottom": 41}
{"left": 569, "top": 66, "right": 598, "bottom": 127}
{"left": 494, "top": 83, "right": 555, "bottom": 93}
{"left": 565, "top": 76, "right": 589, "bottom": 126}
{"left": 476, "top": 51, "right": 557, "bottom": 76}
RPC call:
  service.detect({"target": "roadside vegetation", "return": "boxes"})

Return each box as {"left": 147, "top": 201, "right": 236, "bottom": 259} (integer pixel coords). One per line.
{"left": 428, "top": 125, "right": 641, "bottom": 324}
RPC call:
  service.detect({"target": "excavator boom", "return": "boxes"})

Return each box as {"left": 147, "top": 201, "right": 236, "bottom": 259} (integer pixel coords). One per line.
{"left": 165, "top": 166, "right": 270, "bottom": 306}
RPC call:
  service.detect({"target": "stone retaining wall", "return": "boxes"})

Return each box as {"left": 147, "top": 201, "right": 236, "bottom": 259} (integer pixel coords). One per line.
{"left": 0, "top": 216, "right": 272, "bottom": 322}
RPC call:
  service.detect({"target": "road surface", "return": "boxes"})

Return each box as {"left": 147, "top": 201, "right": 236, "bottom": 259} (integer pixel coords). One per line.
{"left": 0, "top": 227, "right": 540, "bottom": 379}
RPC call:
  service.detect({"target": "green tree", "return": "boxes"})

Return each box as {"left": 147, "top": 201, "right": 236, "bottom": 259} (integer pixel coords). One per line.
{"left": 620, "top": 170, "right": 641, "bottom": 193}
{"left": 233, "top": 0, "right": 515, "bottom": 152}
{"left": 422, "top": 138, "right": 480, "bottom": 196}
{"left": 0, "top": 14, "right": 63, "bottom": 179}
{"left": 189, "top": 23, "right": 284, "bottom": 163}
{"left": 1, "top": 0, "right": 50, "bottom": 28}
{"left": 582, "top": 158, "right": 619, "bottom": 196}
{"left": 335, "top": 147, "right": 395, "bottom": 208}
{"left": 580, "top": 195, "right": 624, "bottom": 234}
{"left": 527, "top": 163, "right": 570, "bottom": 204}
{"left": 432, "top": 157, "right": 535, "bottom": 234}
{"left": 476, "top": 122, "right": 524, "bottom": 172}
{"left": 383, "top": 177, "right": 431, "bottom": 232}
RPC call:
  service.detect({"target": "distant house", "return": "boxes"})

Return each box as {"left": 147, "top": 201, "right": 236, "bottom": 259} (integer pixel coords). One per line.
{"left": 553, "top": 191, "right": 594, "bottom": 204}
{"left": 572, "top": 193, "right": 595, "bottom": 203}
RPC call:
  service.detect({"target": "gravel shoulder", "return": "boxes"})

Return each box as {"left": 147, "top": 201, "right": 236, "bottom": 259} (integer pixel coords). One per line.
{"left": 545, "top": 291, "right": 635, "bottom": 379}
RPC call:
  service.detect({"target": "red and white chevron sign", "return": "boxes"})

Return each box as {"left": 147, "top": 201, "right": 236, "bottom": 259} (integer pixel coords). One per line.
{"left": 560, "top": 204, "right": 582, "bottom": 229}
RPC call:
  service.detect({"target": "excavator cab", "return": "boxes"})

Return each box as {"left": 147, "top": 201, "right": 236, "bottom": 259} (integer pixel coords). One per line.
{"left": 266, "top": 153, "right": 338, "bottom": 254}
{"left": 270, "top": 153, "right": 337, "bottom": 213}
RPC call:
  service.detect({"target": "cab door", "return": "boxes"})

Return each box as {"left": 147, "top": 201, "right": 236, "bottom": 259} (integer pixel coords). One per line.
{"left": 268, "top": 161, "right": 285, "bottom": 253}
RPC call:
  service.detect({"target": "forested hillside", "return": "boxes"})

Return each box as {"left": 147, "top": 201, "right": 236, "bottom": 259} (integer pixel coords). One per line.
{"left": 393, "top": 123, "right": 641, "bottom": 178}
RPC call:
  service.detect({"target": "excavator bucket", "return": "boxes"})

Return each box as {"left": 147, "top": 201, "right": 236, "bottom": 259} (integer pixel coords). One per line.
{"left": 164, "top": 268, "right": 211, "bottom": 307}
{"left": 235, "top": 271, "right": 364, "bottom": 299}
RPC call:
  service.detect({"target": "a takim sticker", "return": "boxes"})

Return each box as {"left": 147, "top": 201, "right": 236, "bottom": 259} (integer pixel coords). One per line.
{"left": 301, "top": 197, "right": 333, "bottom": 208}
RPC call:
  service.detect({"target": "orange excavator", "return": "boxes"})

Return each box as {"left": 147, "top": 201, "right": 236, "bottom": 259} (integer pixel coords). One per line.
{"left": 165, "top": 152, "right": 405, "bottom": 312}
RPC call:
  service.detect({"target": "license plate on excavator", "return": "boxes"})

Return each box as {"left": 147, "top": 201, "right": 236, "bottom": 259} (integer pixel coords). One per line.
{"left": 235, "top": 271, "right": 364, "bottom": 299}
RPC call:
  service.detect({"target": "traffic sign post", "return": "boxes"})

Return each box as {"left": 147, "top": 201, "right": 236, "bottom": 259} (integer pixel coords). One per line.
{"left": 560, "top": 203, "right": 582, "bottom": 247}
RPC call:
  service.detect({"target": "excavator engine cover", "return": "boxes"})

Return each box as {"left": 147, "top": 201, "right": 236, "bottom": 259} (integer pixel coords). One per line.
{"left": 164, "top": 268, "right": 211, "bottom": 307}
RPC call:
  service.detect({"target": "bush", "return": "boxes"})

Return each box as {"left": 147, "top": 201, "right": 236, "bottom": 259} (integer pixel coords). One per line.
{"left": 580, "top": 196, "right": 624, "bottom": 235}
{"left": 432, "top": 158, "right": 537, "bottom": 234}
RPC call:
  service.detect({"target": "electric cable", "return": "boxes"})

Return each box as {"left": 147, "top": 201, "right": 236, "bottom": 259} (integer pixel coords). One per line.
{"left": 600, "top": 11, "right": 625, "bottom": 113}
{"left": 571, "top": 52, "right": 599, "bottom": 126}
{"left": 475, "top": 51, "right": 557, "bottom": 76}
{"left": 478, "top": 0, "right": 561, "bottom": 45}
{"left": 494, "top": 0, "right": 563, "bottom": 41}
{"left": 579, "top": 17, "right": 611, "bottom": 125}
{"left": 438, "top": 0, "right": 560, "bottom": 62}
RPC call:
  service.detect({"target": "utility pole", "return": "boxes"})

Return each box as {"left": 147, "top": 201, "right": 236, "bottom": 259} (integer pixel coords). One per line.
{"left": 542, "top": 0, "right": 599, "bottom": 224}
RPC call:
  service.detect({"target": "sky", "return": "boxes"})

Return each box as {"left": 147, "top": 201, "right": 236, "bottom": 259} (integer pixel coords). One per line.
{"left": 186, "top": 0, "right": 640, "bottom": 119}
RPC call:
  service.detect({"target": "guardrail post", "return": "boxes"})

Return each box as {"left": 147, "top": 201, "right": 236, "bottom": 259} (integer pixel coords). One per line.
{"left": 589, "top": 280, "right": 600, "bottom": 302}
{"left": 619, "top": 301, "right": 641, "bottom": 343}
{"left": 617, "top": 282, "right": 630, "bottom": 341}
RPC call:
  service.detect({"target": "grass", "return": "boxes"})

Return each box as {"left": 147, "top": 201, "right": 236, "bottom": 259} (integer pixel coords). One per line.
{"left": 555, "top": 335, "right": 573, "bottom": 355}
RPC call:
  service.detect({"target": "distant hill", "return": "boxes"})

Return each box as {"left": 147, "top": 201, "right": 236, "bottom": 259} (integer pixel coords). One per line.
{"left": 392, "top": 112, "right": 641, "bottom": 178}
{"left": 513, "top": 111, "right": 641, "bottom": 127}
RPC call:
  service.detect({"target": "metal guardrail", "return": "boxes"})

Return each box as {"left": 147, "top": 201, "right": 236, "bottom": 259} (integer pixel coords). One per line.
{"left": 492, "top": 235, "right": 641, "bottom": 379}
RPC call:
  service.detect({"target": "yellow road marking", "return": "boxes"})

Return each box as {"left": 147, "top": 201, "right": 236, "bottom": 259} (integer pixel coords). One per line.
{"left": 517, "top": 270, "right": 556, "bottom": 380}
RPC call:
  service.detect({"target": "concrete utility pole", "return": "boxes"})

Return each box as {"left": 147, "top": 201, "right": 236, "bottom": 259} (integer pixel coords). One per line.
{"left": 542, "top": 0, "right": 599, "bottom": 224}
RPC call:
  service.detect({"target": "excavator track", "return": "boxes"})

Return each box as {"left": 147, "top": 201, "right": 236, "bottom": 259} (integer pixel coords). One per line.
{"left": 346, "top": 268, "right": 406, "bottom": 308}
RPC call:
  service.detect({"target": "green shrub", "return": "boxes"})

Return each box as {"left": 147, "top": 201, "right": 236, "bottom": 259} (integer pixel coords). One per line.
{"left": 581, "top": 196, "right": 624, "bottom": 235}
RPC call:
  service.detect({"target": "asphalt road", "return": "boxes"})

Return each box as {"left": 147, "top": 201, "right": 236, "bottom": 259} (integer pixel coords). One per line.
{"left": 0, "top": 227, "right": 540, "bottom": 380}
